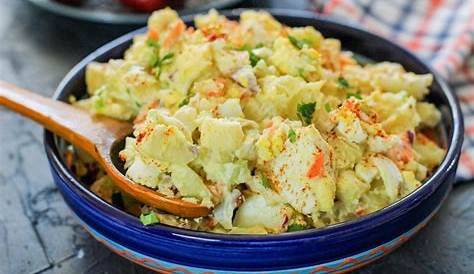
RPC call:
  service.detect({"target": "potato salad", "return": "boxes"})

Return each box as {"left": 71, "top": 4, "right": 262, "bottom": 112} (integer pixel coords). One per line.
{"left": 72, "top": 8, "right": 446, "bottom": 234}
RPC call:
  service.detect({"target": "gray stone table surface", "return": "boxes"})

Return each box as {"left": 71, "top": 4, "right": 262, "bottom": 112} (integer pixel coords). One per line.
{"left": 0, "top": 0, "right": 472, "bottom": 273}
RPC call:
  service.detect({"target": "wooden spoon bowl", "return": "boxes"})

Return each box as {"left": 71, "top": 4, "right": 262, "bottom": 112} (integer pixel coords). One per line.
{"left": 0, "top": 81, "right": 210, "bottom": 218}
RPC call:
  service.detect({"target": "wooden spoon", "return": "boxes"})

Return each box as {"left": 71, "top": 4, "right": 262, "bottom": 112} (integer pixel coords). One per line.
{"left": 0, "top": 81, "right": 210, "bottom": 218}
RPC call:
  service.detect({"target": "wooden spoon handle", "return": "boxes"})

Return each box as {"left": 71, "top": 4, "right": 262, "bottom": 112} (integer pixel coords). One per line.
{"left": 0, "top": 81, "right": 211, "bottom": 218}
{"left": 0, "top": 81, "right": 127, "bottom": 158}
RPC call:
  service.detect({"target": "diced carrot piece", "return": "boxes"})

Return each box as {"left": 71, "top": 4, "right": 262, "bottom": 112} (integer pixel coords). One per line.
{"left": 148, "top": 28, "right": 159, "bottom": 40}
{"left": 339, "top": 54, "right": 356, "bottom": 70}
{"left": 214, "top": 77, "right": 227, "bottom": 87}
{"left": 163, "top": 20, "right": 185, "bottom": 48}
{"left": 207, "top": 32, "right": 226, "bottom": 42}
{"left": 207, "top": 90, "right": 225, "bottom": 97}
{"left": 307, "top": 151, "right": 324, "bottom": 179}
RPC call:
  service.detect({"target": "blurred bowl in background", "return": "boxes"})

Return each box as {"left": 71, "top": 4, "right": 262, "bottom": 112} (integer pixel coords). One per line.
{"left": 118, "top": 0, "right": 184, "bottom": 13}
{"left": 28, "top": 0, "right": 243, "bottom": 24}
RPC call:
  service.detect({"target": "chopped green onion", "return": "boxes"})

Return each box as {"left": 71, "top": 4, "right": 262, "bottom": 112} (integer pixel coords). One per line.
{"left": 324, "top": 103, "right": 332, "bottom": 113}
{"left": 151, "top": 52, "right": 175, "bottom": 77}
{"left": 249, "top": 51, "right": 261, "bottom": 67}
{"left": 152, "top": 52, "right": 174, "bottom": 68}
{"left": 94, "top": 87, "right": 107, "bottom": 109}
{"left": 288, "top": 35, "right": 308, "bottom": 50}
{"left": 297, "top": 68, "right": 306, "bottom": 80}
{"left": 347, "top": 92, "right": 362, "bottom": 100}
{"left": 287, "top": 223, "right": 307, "bottom": 232}
{"left": 261, "top": 175, "right": 271, "bottom": 188}
{"left": 240, "top": 43, "right": 264, "bottom": 51}
{"left": 140, "top": 212, "right": 160, "bottom": 226}
{"left": 160, "top": 53, "right": 174, "bottom": 64}
{"left": 238, "top": 44, "right": 252, "bottom": 51}
{"left": 239, "top": 44, "right": 261, "bottom": 67}
{"left": 178, "top": 97, "right": 190, "bottom": 107}
{"left": 337, "top": 76, "right": 350, "bottom": 89}
{"left": 148, "top": 53, "right": 160, "bottom": 67}
{"left": 297, "top": 102, "right": 316, "bottom": 125}
{"left": 146, "top": 39, "right": 160, "bottom": 48}
{"left": 288, "top": 129, "right": 297, "bottom": 143}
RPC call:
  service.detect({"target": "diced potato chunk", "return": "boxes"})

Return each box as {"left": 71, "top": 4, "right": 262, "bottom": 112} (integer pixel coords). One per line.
{"left": 200, "top": 117, "right": 245, "bottom": 154}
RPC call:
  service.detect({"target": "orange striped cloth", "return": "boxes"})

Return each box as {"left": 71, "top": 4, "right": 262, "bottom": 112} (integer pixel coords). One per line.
{"left": 312, "top": 0, "right": 474, "bottom": 179}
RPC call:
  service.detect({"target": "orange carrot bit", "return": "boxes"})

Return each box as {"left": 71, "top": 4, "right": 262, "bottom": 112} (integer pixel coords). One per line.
{"left": 207, "top": 90, "right": 225, "bottom": 97}
{"left": 207, "top": 32, "right": 226, "bottom": 42}
{"left": 339, "top": 54, "right": 356, "bottom": 70}
{"left": 163, "top": 20, "right": 185, "bottom": 48}
{"left": 214, "top": 77, "right": 227, "bottom": 90}
{"left": 355, "top": 207, "right": 366, "bottom": 217}
{"left": 307, "top": 151, "right": 325, "bottom": 179}
{"left": 148, "top": 28, "right": 159, "bottom": 40}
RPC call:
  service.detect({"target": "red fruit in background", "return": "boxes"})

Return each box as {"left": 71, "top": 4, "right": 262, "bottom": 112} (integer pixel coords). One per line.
{"left": 119, "top": 0, "right": 169, "bottom": 12}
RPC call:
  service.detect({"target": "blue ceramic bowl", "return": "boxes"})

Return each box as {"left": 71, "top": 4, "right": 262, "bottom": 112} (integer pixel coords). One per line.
{"left": 44, "top": 9, "right": 463, "bottom": 273}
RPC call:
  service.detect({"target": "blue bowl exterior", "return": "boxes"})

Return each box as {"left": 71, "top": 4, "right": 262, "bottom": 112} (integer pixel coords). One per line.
{"left": 43, "top": 9, "right": 463, "bottom": 273}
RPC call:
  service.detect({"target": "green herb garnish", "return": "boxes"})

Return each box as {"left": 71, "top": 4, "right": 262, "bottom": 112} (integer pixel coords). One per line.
{"left": 178, "top": 97, "right": 190, "bottom": 107}
{"left": 288, "top": 129, "right": 297, "bottom": 143}
{"left": 261, "top": 175, "right": 271, "bottom": 188}
{"left": 239, "top": 44, "right": 252, "bottom": 51}
{"left": 297, "top": 67, "right": 306, "bottom": 80}
{"left": 152, "top": 52, "right": 174, "bottom": 68}
{"left": 324, "top": 103, "right": 332, "bottom": 112}
{"left": 347, "top": 92, "right": 362, "bottom": 100}
{"left": 146, "top": 39, "right": 173, "bottom": 71}
{"left": 140, "top": 212, "right": 160, "bottom": 226}
{"left": 287, "top": 223, "right": 308, "bottom": 232}
{"left": 297, "top": 102, "right": 316, "bottom": 125}
{"left": 94, "top": 97, "right": 105, "bottom": 109}
{"left": 146, "top": 39, "right": 160, "bottom": 48}
{"left": 146, "top": 39, "right": 161, "bottom": 68}
{"left": 160, "top": 53, "right": 174, "bottom": 64}
{"left": 249, "top": 51, "right": 261, "bottom": 67}
{"left": 239, "top": 44, "right": 261, "bottom": 67}
{"left": 148, "top": 54, "right": 160, "bottom": 68}
{"left": 288, "top": 35, "right": 309, "bottom": 49}
{"left": 150, "top": 52, "right": 175, "bottom": 77}
{"left": 240, "top": 43, "right": 264, "bottom": 51}
{"left": 337, "top": 76, "right": 350, "bottom": 89}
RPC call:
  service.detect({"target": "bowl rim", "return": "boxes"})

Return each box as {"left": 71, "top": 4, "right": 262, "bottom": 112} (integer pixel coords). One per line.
{"left": 44, "top": 8, "right": 464, "bottom": 243}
